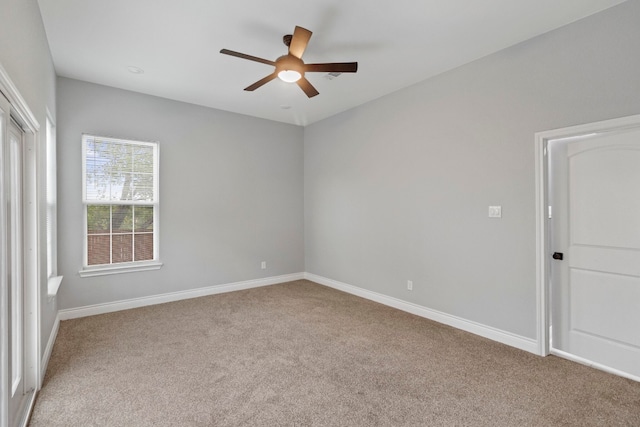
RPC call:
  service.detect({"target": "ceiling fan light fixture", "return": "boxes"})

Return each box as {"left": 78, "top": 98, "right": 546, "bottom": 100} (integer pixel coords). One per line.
{"left": 220, "top": 25, "right": 357, "bottom": 98}
{"left": 278, "top": 69, "right": 302, "bottom": 83}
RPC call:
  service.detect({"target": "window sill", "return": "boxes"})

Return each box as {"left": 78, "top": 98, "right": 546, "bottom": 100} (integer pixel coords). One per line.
{"left": 48, "top": 275, "right": 63, "bottom": 296}
{"left": 79, "top": 261, "right": 163, "bottom": 278}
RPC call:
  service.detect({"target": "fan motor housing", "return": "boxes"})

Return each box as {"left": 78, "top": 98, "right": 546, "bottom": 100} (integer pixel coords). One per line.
{"left": 275, "top": 55, "right": 305, "bottom": 76}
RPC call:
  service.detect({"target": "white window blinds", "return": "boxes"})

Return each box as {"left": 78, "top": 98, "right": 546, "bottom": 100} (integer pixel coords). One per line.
{"left": 83, "top": 135, "right": 158, "bottom": 204}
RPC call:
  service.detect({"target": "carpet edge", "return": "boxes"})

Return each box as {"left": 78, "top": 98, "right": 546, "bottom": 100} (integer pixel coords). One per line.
{"left": 305, "top": 272, "right": 539, "bottom": 355}
{"left": 58, "top": 272, "right": 305, "bottom": 320}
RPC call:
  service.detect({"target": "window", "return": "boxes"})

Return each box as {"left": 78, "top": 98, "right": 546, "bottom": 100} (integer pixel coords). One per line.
{"left": 80, "top": 134, "right": 161, "bottom": 276}
{"left": 46, "top": 114, "right": 63, "bottom": 294}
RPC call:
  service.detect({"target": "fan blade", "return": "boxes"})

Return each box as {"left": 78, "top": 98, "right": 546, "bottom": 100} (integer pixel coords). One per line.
{"left": 244, "top": 73, "right": 278, "bottom": 91}
{"left": 297, "top": 77, "right": 319, "bottom": 98}
{"left": 220, "top": 49, "right": 275, "bottom": 66}
{"left": 304, "top": 62, "right": 358, "bottom": 73}
{"left": 288, "top": 26, "right": 312, "bottom": 59}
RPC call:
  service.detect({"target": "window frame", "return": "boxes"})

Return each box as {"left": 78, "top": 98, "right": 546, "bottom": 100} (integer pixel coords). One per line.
{"left": 45, "top": 113, "right": 63, "bottom": 294}
{"left": 79, "top": 134, "right": 162, "bottom": 277}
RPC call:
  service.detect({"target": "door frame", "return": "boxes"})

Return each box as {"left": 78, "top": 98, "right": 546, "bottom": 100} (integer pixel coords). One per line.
{"left": 0, "top": 64, "right": 41, "bottom": 427}
{"left": 535, "top": 113, "right": 640, "bottom": 382}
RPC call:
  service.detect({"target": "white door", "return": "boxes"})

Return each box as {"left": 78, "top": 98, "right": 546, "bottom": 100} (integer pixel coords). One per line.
{"left": 550, "top": 126, "right": 640, "bottom": 379}
{"left": 0, "top": 95, "right": 29, "bottom": 427}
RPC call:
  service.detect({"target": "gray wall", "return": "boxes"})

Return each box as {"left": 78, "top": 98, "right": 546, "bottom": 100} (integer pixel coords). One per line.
{"left": 57, "top": 78, "right": 304, "bottom": 309}
{"left": 0, "top": 0, "right": 58, "bottom": 360}
{"left": 304, "top": 0, "right": 640, "bottom": 339}
{"left": 45, "top": 1, "right": 640, "bottom": 344}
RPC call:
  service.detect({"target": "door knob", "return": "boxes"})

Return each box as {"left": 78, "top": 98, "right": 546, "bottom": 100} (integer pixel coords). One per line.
{"left": 552, "top": 252, "right": 564, "bottom": 260}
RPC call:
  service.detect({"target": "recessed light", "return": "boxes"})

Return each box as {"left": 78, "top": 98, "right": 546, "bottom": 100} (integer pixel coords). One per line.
{"left": 127, "top": 66, "right": 144, "bottom": 74}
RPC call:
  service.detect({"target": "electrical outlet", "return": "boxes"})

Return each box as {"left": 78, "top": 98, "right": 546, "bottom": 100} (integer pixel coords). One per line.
{"left": 261, "top": 261, "right": 266, "bottom": 269}
{"left": 488, "top": 205, "right": 502, "bottom": 218}
{"left": 407, "top": 280, "right": 413, "bottom": 291}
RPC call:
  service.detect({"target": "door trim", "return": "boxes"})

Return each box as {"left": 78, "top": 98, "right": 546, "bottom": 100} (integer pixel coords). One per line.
{"left": 535, "top": 113, "right": 640, "bottom": 382}
{"left": 0, "top": 62, "right": 41, "bottom": 427}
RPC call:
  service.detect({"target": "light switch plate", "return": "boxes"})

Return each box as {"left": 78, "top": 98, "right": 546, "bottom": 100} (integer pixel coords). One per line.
{"left": 488, "top": 206, "right": 502, "bottom": 218}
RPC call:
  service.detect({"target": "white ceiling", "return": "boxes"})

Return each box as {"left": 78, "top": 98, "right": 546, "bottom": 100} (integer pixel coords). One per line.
{"left": 38, "top": 0, "right": 626, "bottom": 126}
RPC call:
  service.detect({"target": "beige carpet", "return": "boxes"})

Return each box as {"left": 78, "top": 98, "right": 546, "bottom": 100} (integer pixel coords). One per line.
{"left": 30, "top": 280, "right": 640, "bottom": 426}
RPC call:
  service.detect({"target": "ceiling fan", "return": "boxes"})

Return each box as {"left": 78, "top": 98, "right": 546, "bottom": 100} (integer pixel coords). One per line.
{"left": 220, "top": 26, "right": 358, "bottom": 98}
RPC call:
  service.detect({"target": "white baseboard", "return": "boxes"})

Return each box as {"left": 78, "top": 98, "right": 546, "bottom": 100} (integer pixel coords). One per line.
{"left": 551, "top": 348, "right": 640, "bottom": 383}
{"left": 55, "top": 271, "right": 537, "bottom": 355}
{"left": 58, "top": 272, "right": 305, "bottom": 320}
{"left": 18, "top": 391, "right": 36, "bottom": 427}
{"left": 40, "top": 313, "right": 60, "bottom": 385}
{"left": 305, "top": 272, "right": 539, "bottom": 355}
